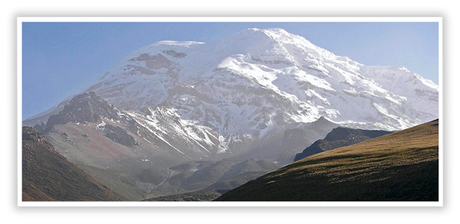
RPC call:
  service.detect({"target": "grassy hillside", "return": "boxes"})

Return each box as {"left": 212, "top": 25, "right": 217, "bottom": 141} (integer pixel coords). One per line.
{"left": 22, "top": 127, "right": 125, "bottom": 201}
{"left": 216, "top": 119, "right": 439, "bottom": 201}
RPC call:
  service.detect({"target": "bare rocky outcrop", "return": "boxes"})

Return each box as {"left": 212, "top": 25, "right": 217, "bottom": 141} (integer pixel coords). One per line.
{"left": 44, "top": 92, "right": 119, "bottom": 132}
{"left": 102, "top": 124, "right": 136, "bottom": 147}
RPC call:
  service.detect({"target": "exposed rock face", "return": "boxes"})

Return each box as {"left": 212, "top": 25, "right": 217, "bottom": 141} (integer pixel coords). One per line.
{"left": 44, "top": 92, "right": 119, "bottom": 132}
{"left": 102, "top": 124, "right": 136, "bottom": 147}
{"left": 294, "top": 127, "right": 393, "bottom": 161}
{"left": 42, "top": 92, "right": 138, "bottom": 147}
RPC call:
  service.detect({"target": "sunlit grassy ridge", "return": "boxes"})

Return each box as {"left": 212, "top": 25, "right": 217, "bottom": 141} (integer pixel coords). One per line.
{"left": 216, "top": 119, "right": 439, "bottom": 201}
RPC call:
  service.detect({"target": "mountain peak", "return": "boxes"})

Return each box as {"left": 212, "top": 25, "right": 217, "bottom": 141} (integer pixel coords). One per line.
{"left": 243, "top": 27, "right": 290, "bottom": 35}
{"left": 225, "top": 27, "right": 314, "bottom": 48}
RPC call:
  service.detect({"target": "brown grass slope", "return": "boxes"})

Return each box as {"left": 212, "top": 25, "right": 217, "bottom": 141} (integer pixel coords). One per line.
{"left": 216, "top": 119, "right": 439, "bottom": 201}
{"left": 22, "top": 127, "right": 125, "bottom": 201}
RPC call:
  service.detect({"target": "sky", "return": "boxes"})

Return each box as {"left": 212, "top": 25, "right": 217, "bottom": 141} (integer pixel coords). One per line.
{"left": 22, "top": 21, "right": 439, "bottom": 120}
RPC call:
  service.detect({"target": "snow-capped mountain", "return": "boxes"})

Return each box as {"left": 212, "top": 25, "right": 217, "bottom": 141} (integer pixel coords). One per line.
{"left": 25, "top": 28, "right": 438, "bottom": 162}
{"left": 80, "top": 28, "right": 438, "bottom": 154}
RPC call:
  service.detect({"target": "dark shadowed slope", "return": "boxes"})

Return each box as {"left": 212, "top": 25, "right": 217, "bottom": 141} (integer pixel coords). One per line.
{"left": 22, "top": 127, "right": 125, "bottom": 201}
{"left": 216, "top": 119, "right": 439, "bottom": 201}
{"left": 294, "top": 127, "right": 392, "bottom": 161}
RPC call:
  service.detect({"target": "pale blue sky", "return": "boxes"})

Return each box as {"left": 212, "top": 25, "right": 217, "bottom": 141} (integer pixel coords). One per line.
{"left": 22, "top": 22, "right": 439, "bottom": 120}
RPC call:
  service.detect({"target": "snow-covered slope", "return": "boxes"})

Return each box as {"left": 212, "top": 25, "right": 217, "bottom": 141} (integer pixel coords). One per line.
{"left": 27, "top": 28, "right": 438, "bottom": 161}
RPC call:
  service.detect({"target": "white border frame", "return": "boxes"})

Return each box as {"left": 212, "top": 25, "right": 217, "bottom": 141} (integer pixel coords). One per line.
{"left": 17, "top": 17, "right": 443, "bottom": 207}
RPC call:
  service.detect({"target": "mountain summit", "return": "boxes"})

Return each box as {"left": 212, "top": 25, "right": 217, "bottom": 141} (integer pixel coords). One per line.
{"left": 86, "top": 27, "right": 437, "bottom": 126}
